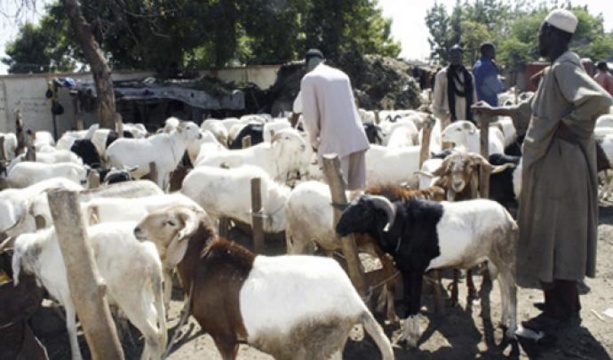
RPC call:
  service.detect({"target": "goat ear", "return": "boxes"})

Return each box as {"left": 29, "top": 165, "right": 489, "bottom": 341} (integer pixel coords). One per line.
{"left": 176, "top": 208, "right": 200, "bottom": 241}
{"left": 166, "top": 235, "right": 190, "bottom": 267}
{"left": 176, "top": 122, "right": 186, "bottom": 133}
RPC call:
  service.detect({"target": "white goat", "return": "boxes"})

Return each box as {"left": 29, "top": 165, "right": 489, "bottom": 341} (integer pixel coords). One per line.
{"left": 181, "top": 165, "right": 290, "bottom": 233}
{"left": 0, "top": 132, "right": 18, "bottom": 160}
{"left": 106, "top": 121, "right": 202, "bottom": 189}
{"left": 6, "top": 162, "right": 88, "bottom": 188}
{"left": 186, "top": 130, "right": 223, "bottom": 165}
{"left": 365, "top": 145, "right": 421, "bottom": 186}
{"left": 12, "top": 222, "right": 167, "bottom": 360}
{"left": 196, "top": 128, "right": 309, "bottom": 185}
{"left": 200, "top": 119, "right": 229, "bottom": 146}
{"left": 441, "top": 120, "right": 505, "bottom": 155}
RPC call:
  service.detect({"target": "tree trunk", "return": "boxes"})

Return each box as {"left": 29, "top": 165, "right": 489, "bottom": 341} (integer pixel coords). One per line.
{"left": 61, "top": 0, "right": 116, "bottom": 129}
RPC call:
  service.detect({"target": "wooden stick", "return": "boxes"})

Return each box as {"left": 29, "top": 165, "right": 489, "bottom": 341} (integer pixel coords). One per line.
{"left": 250, "top": 177, "right": 265, "bottom": 253}
{"left": 48, "top": 190, "right": 125, "bottom": 360}
{"left": 419, "top": 115, "right": 435, "bottom": 168}
{"left": 322, "top": 154, "right": 367, "bottom": 297}
{"left": 479, "top": 116, "right": 491, "bottom": 198}
{"left": 0, "top": 136, "right": 5, "bottom": 162}
{"left": 242, "top": 135, "right": 252, "bottom": 149}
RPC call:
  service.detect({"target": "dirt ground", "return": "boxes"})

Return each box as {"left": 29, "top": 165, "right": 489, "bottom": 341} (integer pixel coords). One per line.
{"left": 32, "top": 205, "right": 613, "bottom": 360}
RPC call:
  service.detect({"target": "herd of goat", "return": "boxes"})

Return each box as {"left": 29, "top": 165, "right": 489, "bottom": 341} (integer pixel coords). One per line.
{"left": 1, "top": 90, "right": 613, "bottom": 359}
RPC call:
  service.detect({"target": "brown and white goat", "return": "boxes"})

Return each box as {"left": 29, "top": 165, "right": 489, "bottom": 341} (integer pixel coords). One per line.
{"left": 134, "top": 205, "right": 394, "bottom": 360}
{"left": 418, "top": 152, "right": 515, "bottom": 307}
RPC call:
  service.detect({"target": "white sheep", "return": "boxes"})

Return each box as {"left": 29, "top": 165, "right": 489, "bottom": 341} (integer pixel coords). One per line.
{"left": 12, "top": 222, "right": 167, "bottom": 360}
{"left": 6, "top": 162, "right": 88, "bottom": 188}
{"left": 181, "top": 165, "right": 290, "bottom": 233}
{"left": 7, "top": 150, "right": 83, "bottom": 174}
{"left": 0, "top": 132, "right": 18, "bottom": 160}
{"left": 33, "top": 131, "right": 55, "bottom": 151}
{"left": 385, "top": 123, "right": 418, "bottom": 148}
{"left": 263, "top": 118, "right": 291, "bottom": 143}
{"left": 186, "top": 129, "right": 223, "bottom": 165}
{"left": 0, "top": 178, "right": 84, "bottom": 242}
{"left": 441, "top": 120, "right": 505, "bottom": 155}
{"left": 196, "top": 128, "right": 309, "bottom": 185}
{"left": 106, "top": 121, "right": 202, "bottom": 189}
{"left": 134, "top": 205, "right": 394, "bottom": 360}
{"left": 200, "top": 118, "right": 229, "bottom": 146}
{"left": 365, "top": 144, "right": 421, "bottom": 186}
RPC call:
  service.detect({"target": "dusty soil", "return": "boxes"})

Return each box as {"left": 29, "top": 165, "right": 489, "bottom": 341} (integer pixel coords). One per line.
{"left": 30, "top": 205, "right": 613, "bottom": 360}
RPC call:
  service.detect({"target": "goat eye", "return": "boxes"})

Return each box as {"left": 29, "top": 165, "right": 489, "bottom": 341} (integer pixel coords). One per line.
{"left": 166, "top": 220, "right": 177, "bottom": 226}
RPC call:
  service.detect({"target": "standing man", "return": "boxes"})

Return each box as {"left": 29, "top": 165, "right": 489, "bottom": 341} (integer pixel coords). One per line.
{"left": 472, "top": 42, "right": 504, "bottom": 106}
{"left": 473, "top": 9, "right": 613, "bottom": 336}
{"left": 594, "top": 61, "right": 613, "bottom": 96}
{"left": 300, "top": 49, "right": 370, "bottom": 190}
{"left": 431, "top": 44, "right": 478, "bottom": 127}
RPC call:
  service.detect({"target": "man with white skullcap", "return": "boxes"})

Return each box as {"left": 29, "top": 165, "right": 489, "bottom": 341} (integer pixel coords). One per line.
{"left": 474, "top": 9, "right": 613, "bottom": 338}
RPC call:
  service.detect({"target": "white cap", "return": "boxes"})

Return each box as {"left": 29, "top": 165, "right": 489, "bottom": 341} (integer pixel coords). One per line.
{"left": 544, "top": 9, "right": 578, "bottom": 34}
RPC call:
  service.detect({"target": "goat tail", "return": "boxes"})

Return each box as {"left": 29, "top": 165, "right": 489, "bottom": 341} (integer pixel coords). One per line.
{"left": 152, "top": 268, "right": 168, "bottom": 357}
{"left": 360, "top": 311, "right": 394, "bottom": 360}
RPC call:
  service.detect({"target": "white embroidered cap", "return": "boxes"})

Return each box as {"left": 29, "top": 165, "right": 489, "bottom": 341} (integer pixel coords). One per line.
{"left": 544, "top": 9, "right": 578, "bottom": 34}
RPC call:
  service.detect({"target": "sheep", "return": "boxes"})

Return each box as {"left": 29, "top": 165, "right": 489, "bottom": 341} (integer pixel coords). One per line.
{"left": 12, "top": 222, "right": 167, "bottom": 360}
{"left": 33, "top": 131, "right": 55, "bottom": 151}
{"left": 6, "top": 162, "right": 88, "bottom": 189}
{"left": 185, "top": 129, "right": 223, "bottom": 165}
{"left": 0, "top": 178, "right": 84, "bottom": 244}
{"left": 163, "top": 116, "right": 180, "bottom": 133}
{"left": 362, "top": 123, "right": 383, "bottom": 144}
{"left": 285, "top": 180, "right": 444, "bottom": 324}
{"left": 7, "top": 150, "right": 84, "bottom": 174}
{"left": 200, "top": 119, "right": 229, "bottom": 146}
{"left": 197, "top": 128, "right": 310, "bottom": 185}
{"left": 122, "top": 123, "right": 148, "bottom": 139}
{"left": 487, "top": 153, "right": 522, "bottom": 210}
{"left": 491, "top": 116, "right": 517, "bottom": 148}
{"left": 133, "top": 205, "right": 394, "bottom": 360}
{"left": 0, "top": 132, "right": 18, "bottom": 160}
{"left": 441, "top": 120, "right": 504, "bottom": 155}
{"left": 336, "top": 195, "right": 518, "bottom": 348}
{"left": 106, "top": 120, "right": 202, "bottom": 189}
{"left": 181, "top": 165, "right": 290, "bottom": 233}
{"left": 229, "top": 122, "right": 264, "bottom": 149}
{"left": 385, "top": 124, "right": 418, "bottom": 148}
{"left": 29, "top": 180, "right": 164, "bottom": 232}
{"left": 263, "top": 118, "right": 291, "bottom": 143}
{"left": 365, "top": 145, "right": 421, "bottom": 186}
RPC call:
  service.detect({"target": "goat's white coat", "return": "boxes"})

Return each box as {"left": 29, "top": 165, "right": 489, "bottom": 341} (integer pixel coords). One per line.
{"left": 7, "top": 162, "right": 88, "bottom": 188}
{"left": 106, "top": 121, "right": 201, "bottom": 189}
{"left": 12, "top": 222, "right": 167, "bottom": 360}
{"left": 240, "top": 255, "right": 370, "bottom": 339}
{"left": 196, "top": 128, "right": 309, "bottom": 185}
{"left": 441, "top": 120, "right": 504, "bottom": 155}
{"left": 365, "top": 145, "right": 420, "bottom": 186}
{"left": 182, "top": 166, "right": 290, "bottom": 233}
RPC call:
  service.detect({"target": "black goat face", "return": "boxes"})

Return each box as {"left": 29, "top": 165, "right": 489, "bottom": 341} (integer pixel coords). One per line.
{"left": 336, "top": 198, "right": 375, "bottom": 237}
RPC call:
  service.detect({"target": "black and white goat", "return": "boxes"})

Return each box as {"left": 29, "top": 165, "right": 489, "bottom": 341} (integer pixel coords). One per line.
{"left": 336, "top": 195, "right": 518, "bottom": 347}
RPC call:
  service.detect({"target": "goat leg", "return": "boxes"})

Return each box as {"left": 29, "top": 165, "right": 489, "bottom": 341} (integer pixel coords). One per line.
{"left": 432, "top": 270, "right": 446, "bottom": 314}
{"left": 450, "top": 270, "right": 460, "bottom": 307}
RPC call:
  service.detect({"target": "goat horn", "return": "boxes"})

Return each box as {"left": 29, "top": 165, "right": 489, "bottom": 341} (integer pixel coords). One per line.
{"left": 366, "top": 195, "right": 396, "bottom": 232}
{"left": 0, "top": 234, "right": 14, "bottom": 252}
{"left": 470, "top": 153, "right": 516, "bottom": 174}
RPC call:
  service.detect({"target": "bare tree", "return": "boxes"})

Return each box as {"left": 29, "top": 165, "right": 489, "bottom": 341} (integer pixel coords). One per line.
{"left": 61, "top": 0, "right": 116, "bottom": 129}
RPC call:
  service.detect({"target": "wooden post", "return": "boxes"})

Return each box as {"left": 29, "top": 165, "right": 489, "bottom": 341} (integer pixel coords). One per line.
{"left": 219, "top": 218, "right": 230, "bottom": 239}
{"left": 73, "top": 97, "right": 84, "bottom": 131}
{"left": 0, "top": 136, "right": 5, "bottom": 162}
{"left": 88, "top": 171, "right": 100, "bottom": 189}
{"left": 322, "top": 154, "right": 367, "bottom": 296}
{"left": 250, "top": 178, "right": 265, "bottom": 253}
{"left": 242, "top": 135, "right": 252, "bottom": 149}
{"left": 48, "top": 190, "right": 125, "bottom": 360}
{"left": 419, "top": 115, "right": 435, "bottom": 168}
{"left": 479, "top": 116, "right": 491, "bottom": 198}
{"left": 114, "top": 113, "right": 124, "bottom": 138}
{"left": 148, "top": 161, "right": 158, "bottom": 186}
{"left": 24, "top": 131, "right": 36, "bottom": 162}
{"left": 15, "top": 110, "right": 26, "bottom": 156}
{"left": 374, "top": 110, "right": 381, "bottom": 124}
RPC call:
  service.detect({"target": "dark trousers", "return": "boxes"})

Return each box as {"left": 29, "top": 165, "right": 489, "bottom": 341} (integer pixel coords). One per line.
{"left": 541, "top": 279, "right": 581, "bottom": 319}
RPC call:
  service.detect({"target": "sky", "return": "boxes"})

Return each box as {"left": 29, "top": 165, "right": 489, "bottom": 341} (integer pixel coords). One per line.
{"left": 0, "top": 0, "right": 612, "bottom": 75}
